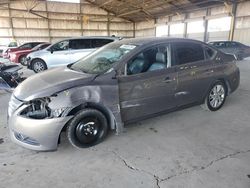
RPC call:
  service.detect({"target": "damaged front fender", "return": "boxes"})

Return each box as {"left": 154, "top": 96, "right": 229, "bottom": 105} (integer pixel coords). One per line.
{"left": 48, "top": 83, "right": 124, "bottom": 134}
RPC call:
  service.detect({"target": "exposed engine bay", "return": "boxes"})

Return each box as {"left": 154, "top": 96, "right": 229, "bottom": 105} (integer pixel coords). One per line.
{"left": 20, "top": 98, "right": 51, "bottom": 119}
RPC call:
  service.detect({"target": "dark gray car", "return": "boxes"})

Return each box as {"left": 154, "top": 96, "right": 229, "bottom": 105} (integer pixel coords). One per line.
{"left": 8, "top": 37, "right": 240, "bottom": 151}
{"left": 208, "top": 41, "right": 250, "bottom": 60}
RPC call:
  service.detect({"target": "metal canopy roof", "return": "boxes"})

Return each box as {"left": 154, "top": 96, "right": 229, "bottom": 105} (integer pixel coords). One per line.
{"left": 85, "top": 0, "right": 244, "bottom": 22}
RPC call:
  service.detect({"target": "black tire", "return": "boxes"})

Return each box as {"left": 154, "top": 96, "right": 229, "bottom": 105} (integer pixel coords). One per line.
{"left": 202, "top": 81, "right": 227, "bottom": 111}
{"left": 66, "top": 108, "right": 108, "bottom": 148}
{"left": 32, "top": 59, "right": 47, "bottom": 73}
{"left": 19, "top": 55, "right": 27, "bottom": 66}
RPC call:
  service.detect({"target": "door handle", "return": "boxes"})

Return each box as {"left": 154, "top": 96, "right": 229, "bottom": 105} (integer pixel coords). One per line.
{"left": 163, "top": 77, "right": 173, "bottom": 83}
{"left": 206, "top": 69, "right": 214, "bottom": 74}
{"left": 180, "top": 66, "right": 189, "bottom": 70}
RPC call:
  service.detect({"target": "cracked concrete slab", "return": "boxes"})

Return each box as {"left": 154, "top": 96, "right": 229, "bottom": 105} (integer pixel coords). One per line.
{"left": 1, "top": 60, "right": 250, "bottom": 188}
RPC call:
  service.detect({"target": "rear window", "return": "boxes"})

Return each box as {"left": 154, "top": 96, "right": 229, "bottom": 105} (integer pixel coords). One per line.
{"left": 173, "top": 42, "right": 205, "bottom": 65}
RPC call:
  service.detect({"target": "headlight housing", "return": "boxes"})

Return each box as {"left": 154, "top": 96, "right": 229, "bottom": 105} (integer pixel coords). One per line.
{"left": 20, "top": 97, "right": 70, "bottom": 119}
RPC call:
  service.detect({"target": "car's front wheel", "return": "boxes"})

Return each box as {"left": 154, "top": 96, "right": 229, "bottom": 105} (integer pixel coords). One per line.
{"left": 66, "top": 109, "right": 108, "bottom": 148}
{"left": 32, "top": 59, "right": 47, "bottom": 73}
{"left": 202, "top": 81, "right": 227, "bottom": 111}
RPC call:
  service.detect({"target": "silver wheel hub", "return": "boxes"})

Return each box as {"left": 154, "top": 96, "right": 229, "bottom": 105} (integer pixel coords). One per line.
{"left": 209, "top": 84, "right": 225, "bottom": 108}
{"left": 34, "top": 62, "right": 44, "bottom": 72}
{"left": 20, "top": 57, "right": 25, "bottom": 63}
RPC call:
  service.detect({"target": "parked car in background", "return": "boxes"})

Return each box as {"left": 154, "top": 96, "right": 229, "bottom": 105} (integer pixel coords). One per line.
{"left": 0, "top": 63, "right": 26, "bottom": 91}
{"left": 9, "top": 43, "right": 51, "bottom": 65}
{"left": 26, "top": 36, "right": 121, "bottom": 73}
{"left": 3, "top": 42, "right": 43, "bottom": 59}
{"left": 208, "top": 41, "right": 250, "bottom": 60}
{"left": 0, "top": 41, "right": 18, "bottom": 57}
{"left": 8, "top": 38, "right": 240, "bottom": 151}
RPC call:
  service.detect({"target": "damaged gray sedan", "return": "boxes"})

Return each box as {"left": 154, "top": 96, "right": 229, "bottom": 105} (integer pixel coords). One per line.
{"left": 8, "top": 38, "right": 240, "bottom": 151}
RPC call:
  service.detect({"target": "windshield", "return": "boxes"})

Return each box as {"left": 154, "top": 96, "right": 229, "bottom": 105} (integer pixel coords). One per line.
{"left": 70, "top": 42, "right": 137, "bottom": 74}
{"left": 32, "top": 43, "right": 49, "bottom": 51}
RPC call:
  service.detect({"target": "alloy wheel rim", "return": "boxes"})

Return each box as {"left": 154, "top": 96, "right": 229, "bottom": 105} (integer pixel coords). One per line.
{"left": 34, "top": 62, "right": 44, "bottom": 72}
{"left": 209, "top": 84, "right": 225, "bottom": 108}
{"left": 20, "top": 57, "right": 26, "bottom": 64}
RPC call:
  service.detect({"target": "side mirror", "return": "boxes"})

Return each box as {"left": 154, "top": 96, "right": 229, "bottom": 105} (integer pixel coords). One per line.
{"left": 49, "top": 48, "right": 54, "bottom": 54}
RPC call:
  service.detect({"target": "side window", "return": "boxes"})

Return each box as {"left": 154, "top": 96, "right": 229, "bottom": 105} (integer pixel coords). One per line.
{"left": 52, "top": 40, "right": 69, "bottom": 51}
{"left": 205, "top": 46, "right": 216, "bottom": 59}
{"left": 92, "top": 39, "right": 113, "bottom": 48}
{"left": 19, "top": 43, "right": 32, "bottom": 49}
{"left": 173, "top": 42, "right": 205, "bottom": 66}
{"left": 127, "top": 44, "right": 170, "bottom": 75}
{"left": 31, "top": 43, "right": 40, "bottom": 48}
{"left": 70, "top": 39, "right": 92, "bottom": 50}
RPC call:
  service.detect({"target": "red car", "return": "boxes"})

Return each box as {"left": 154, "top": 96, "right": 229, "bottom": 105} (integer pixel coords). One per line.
{"left": 9, "top": 43, "right": 50, "bottom": 65}
{"left": 3, "top": 42, "right": 43, "bottom": 59}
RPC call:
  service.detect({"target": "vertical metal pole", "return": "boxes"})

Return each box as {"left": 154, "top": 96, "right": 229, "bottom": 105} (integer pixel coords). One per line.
{"left": 203, "top": 8, "right": 209, "bottom": 42}
{"left": 8, "top": 3, "right": 15, "bottom": 41}
{"left": 107, "top": 12, "right": 110, "bottom": 36}
{"left": 168, "top": 16, "right": 171, "bottom": 37}
{"left": 45, "top": 1, "right": 52, "bottom": 42}
{"left": 80, "top": 2, "right": 83, "bottom": 36}
{"left": 229, "top": 2, "right": 237, "bottom": 41}
{"left": 184, "top": 14, "right": 188, "bottom": 38}
{"left": 154, "top": 18, "right": 157, "bottom": 36}
{"left": 133, "top": 21, "right": 136, "bottom": 38}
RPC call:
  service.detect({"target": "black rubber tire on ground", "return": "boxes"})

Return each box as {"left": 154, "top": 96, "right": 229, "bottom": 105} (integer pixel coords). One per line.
{"left": 202, "top": 81, "right": 227, "bottom": 111}
{"left": 32, "top": 59, "right": 47, "bottom": 73}
{"left": 19, "top": 55, "right": 27, "bottom": 66}
{"left": 66, "top": 108, "right": 108, "bottom": 148}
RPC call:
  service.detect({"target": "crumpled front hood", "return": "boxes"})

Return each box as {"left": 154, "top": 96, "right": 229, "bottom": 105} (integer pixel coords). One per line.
{"left": 14, "top": 66, "right": 96, "bottom": 101}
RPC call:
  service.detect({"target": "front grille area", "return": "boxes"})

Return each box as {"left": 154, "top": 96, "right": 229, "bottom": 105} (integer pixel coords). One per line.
{"left": 14, "top": 132, "right": 40, "bottom": 146}
{"left": 8, "top": 94, "right": 23, "bottom": 117}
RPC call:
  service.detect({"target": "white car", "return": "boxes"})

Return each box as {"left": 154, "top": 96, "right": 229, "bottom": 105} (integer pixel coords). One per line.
{"left": 26, "top": 36, "right": 121, "bottom": 73}
{"left": 0, "top": 41, "right": 18, "bottom": 58}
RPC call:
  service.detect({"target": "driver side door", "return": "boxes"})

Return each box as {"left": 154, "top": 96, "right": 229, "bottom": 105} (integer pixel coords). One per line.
{"left": 118, "top": 44, "right": 178, "bottom": 122}
{"left": 46, "top": 40, "right": 70, "bottom": 68}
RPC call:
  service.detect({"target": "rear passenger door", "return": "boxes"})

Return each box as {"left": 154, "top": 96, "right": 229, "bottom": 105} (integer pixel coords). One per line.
{"left": 172, "top": 42, "right": 214, "bottom": 106}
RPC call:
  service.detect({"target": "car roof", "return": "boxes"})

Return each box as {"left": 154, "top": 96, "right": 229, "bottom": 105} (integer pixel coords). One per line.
{"left": 59, "top": 36, "right": 121, "bottom": 41}
{"left": 112, "top": 37, "right": 205, "bottom": 46}
{"left": 208, "top": 41, "right": 239, "bottom": 43}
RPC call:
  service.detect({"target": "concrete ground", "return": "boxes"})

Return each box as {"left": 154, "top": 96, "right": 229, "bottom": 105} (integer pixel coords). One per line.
{"left": 0, "top": 59, "right": 250, "bottom": 188}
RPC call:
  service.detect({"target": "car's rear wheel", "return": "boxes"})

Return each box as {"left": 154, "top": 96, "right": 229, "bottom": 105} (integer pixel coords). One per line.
{"left": 19, "top": 55, "right": 27, "bottom": 65}
{"left": 202, "top": 81, "right": 227, "bottom": 111}
{"left": 32, "top": 59, "right": 47, "bottom": 73}
{"left": 66, "top": 109, "right": 108, "bottom": 148}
